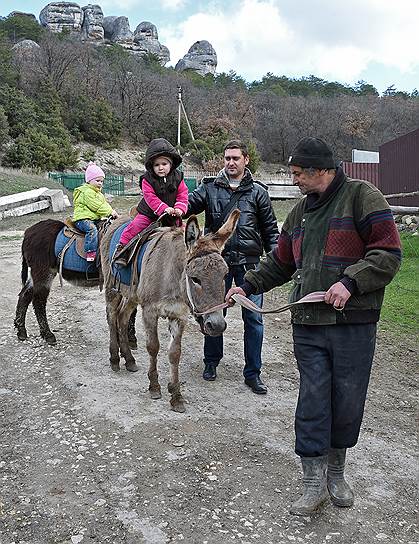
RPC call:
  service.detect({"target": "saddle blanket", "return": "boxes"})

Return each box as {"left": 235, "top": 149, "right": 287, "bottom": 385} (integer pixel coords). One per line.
{"left": 109, "top": 223, "right": 149, "bottom": 286}
{"left": 54, "top": 227, "right": 99, "bottom": 274}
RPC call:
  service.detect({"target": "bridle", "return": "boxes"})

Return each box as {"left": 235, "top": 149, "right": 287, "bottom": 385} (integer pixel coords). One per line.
{"left": 185, "top": 251, "right": 229, "bottom": 317}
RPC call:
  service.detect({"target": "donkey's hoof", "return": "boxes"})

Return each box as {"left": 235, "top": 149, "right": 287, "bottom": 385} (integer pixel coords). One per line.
{"left": 149, "top": 388, "right": 162, "bottom": 400}
{"left": 170, "top": 400, "right": 186, "bottom": 413}
{"left": 17, "top": 329, "right": 28, "bottom": 341}
{"left": 125, "top": 361, "right": 139, "bottom": 372}
{"left": 110, "top": 362, "right": 120, "bottom": 372}
{"left": 43, "top": 333, "right": 57, "bottom": 345}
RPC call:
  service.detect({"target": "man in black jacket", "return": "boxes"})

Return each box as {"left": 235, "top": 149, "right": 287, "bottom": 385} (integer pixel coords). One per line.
{"left": 187, "top": 140, "right": 279, "bottom": 393}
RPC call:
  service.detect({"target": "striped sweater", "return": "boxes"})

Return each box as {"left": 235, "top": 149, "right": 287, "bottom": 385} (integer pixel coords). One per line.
{"left": 245, "top": 168, "right": 402, "bottom": 325}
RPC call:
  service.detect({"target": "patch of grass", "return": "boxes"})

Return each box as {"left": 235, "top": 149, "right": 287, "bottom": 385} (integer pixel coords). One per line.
{"left": 272, "top": 199, "right": 299, "bottom": 222}
{"left": 0, "top": 167, "right": 72, "bottom": 197}
{"left": 380, "top": 233, "right": 419, "bottom": 334}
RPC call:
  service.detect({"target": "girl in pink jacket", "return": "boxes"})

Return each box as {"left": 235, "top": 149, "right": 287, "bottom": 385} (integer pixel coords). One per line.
{"left": 114, "top": 138, "right": 188, "bottom": 265}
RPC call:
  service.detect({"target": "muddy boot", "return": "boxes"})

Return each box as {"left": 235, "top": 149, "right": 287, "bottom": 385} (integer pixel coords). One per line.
{"left": 290, "top": 455, "right": 329, "bottom": 516}
{"left": 113, "top": 243, "right": 128, "bottom": 267}
{"left": 327, "top": 448, "right": 354, "bottom": 507}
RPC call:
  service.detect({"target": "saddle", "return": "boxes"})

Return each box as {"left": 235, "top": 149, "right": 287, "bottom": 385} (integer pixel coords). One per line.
{"left": 57, "top": 217, "right": 112, "bottom": 288}
{"left": 111, "top": 213, "right": 176, "bottom": 295}
{"left": 112, "top": 213, "right": 176, "bottom": 267}
{"left": 62, "top": 219, "right": 89, "bottom": 259}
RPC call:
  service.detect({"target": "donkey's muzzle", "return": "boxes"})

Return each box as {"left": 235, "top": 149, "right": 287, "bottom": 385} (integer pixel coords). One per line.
{"left": 202, "top": 312, "right": 227, "bottom": 336}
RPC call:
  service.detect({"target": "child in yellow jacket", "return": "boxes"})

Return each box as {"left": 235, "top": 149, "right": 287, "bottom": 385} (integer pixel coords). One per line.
{"left": 73, "top": 162, "right": 118, "bottom": 261}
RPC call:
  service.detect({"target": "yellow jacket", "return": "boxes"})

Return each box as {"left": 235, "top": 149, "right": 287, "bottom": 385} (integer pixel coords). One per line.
{"left": 73, "top": 183, "right": 113, "bottom": 221}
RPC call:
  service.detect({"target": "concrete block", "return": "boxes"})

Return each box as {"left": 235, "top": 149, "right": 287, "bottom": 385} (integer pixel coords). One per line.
{"left": 0, "top": 200, "right": 50, "bottom": 220}
{"left": 0, "top": 187, "right": 71, "bottom": 220}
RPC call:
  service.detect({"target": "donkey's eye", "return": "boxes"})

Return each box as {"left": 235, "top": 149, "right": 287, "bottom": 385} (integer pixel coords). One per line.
{"left": 190, "top": 277, "right": 202, "bottom": 286}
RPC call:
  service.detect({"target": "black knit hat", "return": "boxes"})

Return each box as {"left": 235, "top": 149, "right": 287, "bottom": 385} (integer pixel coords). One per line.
{"left": 288, "top": 137, "right": 336, "bottom": 169}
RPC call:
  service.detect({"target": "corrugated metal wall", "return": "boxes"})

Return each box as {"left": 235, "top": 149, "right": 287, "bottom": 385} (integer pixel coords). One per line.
{"left": 379, "top": 128, "right": 419, "bottom": 206}
{"left": 342, "top": 162, "right": 380, "bottom": 187}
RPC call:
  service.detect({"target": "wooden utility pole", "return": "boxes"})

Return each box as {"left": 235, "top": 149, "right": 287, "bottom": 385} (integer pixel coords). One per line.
{"left": 177, "top": 86, "right": 196, "bottom": 148}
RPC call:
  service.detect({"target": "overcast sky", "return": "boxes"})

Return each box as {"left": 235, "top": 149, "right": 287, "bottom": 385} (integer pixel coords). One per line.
{"left": 2, "top": 0, "right": 419, "bottom": 93}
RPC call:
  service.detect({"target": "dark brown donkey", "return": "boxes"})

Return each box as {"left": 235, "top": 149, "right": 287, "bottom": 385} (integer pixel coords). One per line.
{"left": 14, "top": 219, "right": 137, "bottom": 346}
{"left": 101, "top": 210, "right": 240, "bottom": 413}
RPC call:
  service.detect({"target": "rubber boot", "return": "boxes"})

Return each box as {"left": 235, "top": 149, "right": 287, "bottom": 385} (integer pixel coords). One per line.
{"left": 327, "top": 448, "right": 354, "bottom": 507}
{"left": 113, "top": 243, "right": 128, "bottom": 267}
{"left": 290, "top": 455, "right": 329, "bottom": 516}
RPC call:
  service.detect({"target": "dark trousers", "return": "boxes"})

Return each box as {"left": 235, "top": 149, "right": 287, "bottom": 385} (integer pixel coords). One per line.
{"left": 204, "top": 264, "right": 264, "bottom": 379}
{"left": 292, "top": 323, "right": 376, "bottom": 457}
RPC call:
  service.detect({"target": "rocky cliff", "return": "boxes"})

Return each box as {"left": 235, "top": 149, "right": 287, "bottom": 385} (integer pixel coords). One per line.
{"left": 12, "top": 2, "right": 217, "bottom": 75}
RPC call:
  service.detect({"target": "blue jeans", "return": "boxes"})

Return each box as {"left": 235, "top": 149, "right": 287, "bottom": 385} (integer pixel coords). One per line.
{"left": 74, "top": 219, "right": 98, "bottom": 253}
{"left": 293, "top": 323, "right": 376, "bottom": 457}
{"left": 204, "top": 264, "right": 264, "bottom": 379}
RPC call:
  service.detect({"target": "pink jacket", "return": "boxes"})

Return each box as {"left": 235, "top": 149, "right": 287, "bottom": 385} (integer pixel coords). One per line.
{"left": 142, "top": 178, "right": 189, "bottom": 216}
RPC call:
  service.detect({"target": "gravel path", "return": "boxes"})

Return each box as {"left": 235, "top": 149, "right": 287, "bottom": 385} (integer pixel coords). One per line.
{"left": 0, "top": 233, "right": 417, "bottom": 544}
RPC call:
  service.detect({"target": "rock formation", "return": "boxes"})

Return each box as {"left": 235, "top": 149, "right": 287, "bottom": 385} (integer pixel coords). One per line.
{"left": 28, "top": 3, "right": 218, "bottom": 74}
{"left": 12, "top": 39, "right": 41, "bottom": 56}
{"left": 175, "top": 40, "right": 217, "bottom": 76}
{"left": 132, "top": 22, "right": 170, "bottom": 64}
{"left": 39, "top": 2, "right": 83, "bottom": 34}
{"left": 81, "top": 4, "right": 104, "bottom": 42}
{"left": 102, "top": 15, "right": 133, "bottom": 46}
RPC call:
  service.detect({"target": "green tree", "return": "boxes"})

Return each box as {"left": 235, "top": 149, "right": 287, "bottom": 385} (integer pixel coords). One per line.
{"left": 0, "top": 106, "right": 10, "bottom": 149}
{"left": 67, "top": 96, "right": 122, "bottom": 148}
{"left": 0, "top": 14, "right": 43, "bottom": 43}
{"left": 3, "top": 127, "right": 77, "bottom": 170}
{"left": 0, "top": 39, "right": 18, "bottom": 87}
{"left": 0, "top": 85, "right": 38, "bottom": 138}
{"left": 246, "top": 140, "right": 261, "bottom": 173}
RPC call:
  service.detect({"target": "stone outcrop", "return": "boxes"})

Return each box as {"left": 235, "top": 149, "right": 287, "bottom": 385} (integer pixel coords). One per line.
{"left": 81, "top": 4, "right": 104, "bottom": 42}
{"left": 34, "top": 3, "right": 217, "bottom": 74}
{"left": 132, "top": 22, "right": 169, "bottom": 64}
{"left": 39, "top": 2, "right": 83, "bottom": 33}
{"left": 175, "top": 40, "right": 217, "bottom": 76}
{"left": 103, "top": 15, "right": 133, "bottom": 46}
{"left": 12, "top": 39, "right": 41, "bottom": 56}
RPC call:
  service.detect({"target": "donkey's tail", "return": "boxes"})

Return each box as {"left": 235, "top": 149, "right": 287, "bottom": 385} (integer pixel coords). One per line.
{"left": 21, "top": 253, "right": 29, "bottom": 286}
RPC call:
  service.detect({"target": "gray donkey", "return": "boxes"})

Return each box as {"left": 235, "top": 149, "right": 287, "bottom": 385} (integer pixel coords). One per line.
{"left": 101, "top": 210, "right": 240, "bottom": 412}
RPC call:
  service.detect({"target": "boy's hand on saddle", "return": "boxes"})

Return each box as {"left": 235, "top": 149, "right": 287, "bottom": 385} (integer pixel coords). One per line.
{"left": 225, "top": 286, "right": 246, "bottom": 306}
{"left": 164, "top": 207, "right": 176, "bottom": 216}
{"left": 173, "top": 208, "right": 183, "bottom": 217}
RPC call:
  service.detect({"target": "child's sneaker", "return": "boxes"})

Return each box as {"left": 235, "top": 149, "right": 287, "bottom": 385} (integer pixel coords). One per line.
{"left": 86, "top": 251, "right": 96, "bottom": 262}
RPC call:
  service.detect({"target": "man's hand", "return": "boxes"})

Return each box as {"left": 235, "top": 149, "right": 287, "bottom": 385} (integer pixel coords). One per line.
{"left": 324, "top": 282, "right": 351, "bottom": 310}
{"left": 225, "top": 286, "right": 246, "bottom": 306}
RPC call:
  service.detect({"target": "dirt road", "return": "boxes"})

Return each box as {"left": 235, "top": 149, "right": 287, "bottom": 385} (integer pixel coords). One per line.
{"left": 0, "top": 232, "right": 417, "bottom": 544}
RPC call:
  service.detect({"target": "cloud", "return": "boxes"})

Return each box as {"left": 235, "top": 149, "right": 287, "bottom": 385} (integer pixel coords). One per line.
{"left": 160, "top": 0, "right": 186, "bottom": 9}
{"left": 159, "top": 0, "right": 419, "bottom": 84}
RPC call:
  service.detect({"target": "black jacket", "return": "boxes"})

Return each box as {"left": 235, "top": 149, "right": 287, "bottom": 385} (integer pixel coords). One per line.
{"left": 187, "top": 168, "right": 279, "bottom": 266}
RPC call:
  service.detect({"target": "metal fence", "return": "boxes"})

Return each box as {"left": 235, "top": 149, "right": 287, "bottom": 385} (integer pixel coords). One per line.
{"left": 48, "top": 172, "right": 125, "bottom": 196}
{"left": 341, "top": 162, "right": 380, "bottom": 187}
{"left": 379, "top": 128, "right": 419, "bottom": 206}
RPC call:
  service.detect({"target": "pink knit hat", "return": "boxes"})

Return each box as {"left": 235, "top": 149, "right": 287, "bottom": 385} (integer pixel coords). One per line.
{"left": 85, "top": 162, "right": 105, "bottom": 183}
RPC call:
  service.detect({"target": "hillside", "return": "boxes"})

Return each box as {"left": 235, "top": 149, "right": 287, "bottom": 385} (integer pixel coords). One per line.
{"left": 0, "top": 14, "right": 418, "bottom": 174}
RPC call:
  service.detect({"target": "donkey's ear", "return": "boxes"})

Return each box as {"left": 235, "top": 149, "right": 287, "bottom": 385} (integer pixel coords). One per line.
{"left": 184, "top": 215, "right": 201, "bottom": 251}
{"left": 212, "top": 209, "right": 240, "bottom": 251}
